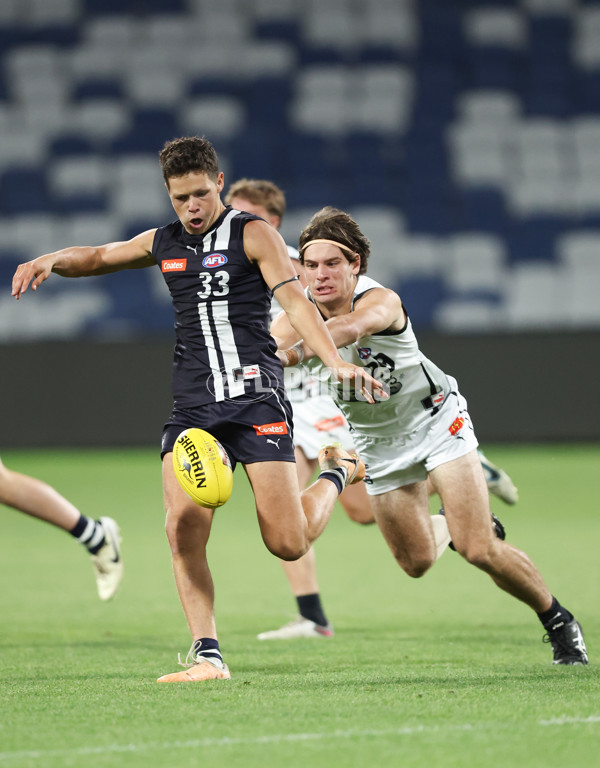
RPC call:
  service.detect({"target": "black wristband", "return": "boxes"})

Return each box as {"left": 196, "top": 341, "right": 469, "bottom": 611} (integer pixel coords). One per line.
{"left": 272, "top": 274, "right": 300, "bottom": 293}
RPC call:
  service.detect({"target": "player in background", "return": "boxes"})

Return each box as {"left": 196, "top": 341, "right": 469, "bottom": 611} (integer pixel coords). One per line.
{"left": 11, "top": 137, "right": 383, "bottom": 683}
{"left": 226, "top": 180, "right": 516, "bottom": 641}
{"left": 274, "top": 206, "right": 587, "bottom": 665}
{"left": 0, "top": 457, "right": 122, "bottom": 600}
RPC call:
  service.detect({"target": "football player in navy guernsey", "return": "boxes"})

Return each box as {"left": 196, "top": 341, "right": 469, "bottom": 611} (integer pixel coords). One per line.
{"left": 275, "top": 207, "right": 588, "bottom": 666}
{"left": 11, "top": 137, "right": 384, "bottom": 683}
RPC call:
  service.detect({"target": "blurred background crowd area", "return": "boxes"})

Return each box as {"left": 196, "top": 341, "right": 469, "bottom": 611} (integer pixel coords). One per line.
{"left": 0, "top": 0, "right": 599, "bottom": 342}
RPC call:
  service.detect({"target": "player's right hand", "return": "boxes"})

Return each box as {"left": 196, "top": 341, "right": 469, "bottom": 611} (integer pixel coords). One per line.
{"left": 330, "top": 360, "right": 389, "bottom": 404}
{"left": 12, "top": 255, "right": 54, "bottom": 300}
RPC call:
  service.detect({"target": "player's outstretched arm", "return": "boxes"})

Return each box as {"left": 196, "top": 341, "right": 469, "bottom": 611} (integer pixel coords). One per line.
{"left": 11, "top": 230, "right": 157, "bottom": 300}
{"left": 247, "top": 221, "right": 385, "bottom": 401}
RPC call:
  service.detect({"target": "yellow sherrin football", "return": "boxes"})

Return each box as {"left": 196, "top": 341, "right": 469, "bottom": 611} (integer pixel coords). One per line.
{"left": 172, "top": 428, "right": 233, "bottom": 508}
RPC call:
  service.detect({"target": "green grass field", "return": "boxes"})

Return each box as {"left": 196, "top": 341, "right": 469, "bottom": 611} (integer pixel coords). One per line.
{"left": 0, "top": 445, "right": 598, "bottom": 768}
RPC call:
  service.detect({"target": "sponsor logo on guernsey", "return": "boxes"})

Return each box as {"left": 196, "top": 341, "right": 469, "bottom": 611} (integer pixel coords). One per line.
{"left": 253, "top": 421, "right": 289, "bottom": 436}
{"left": 358, "top": 347, "right": 371, "bottom": 359}
{"left": 202, "top": 253, "right": 228, "bottom": 268}
{"left": 162, "top": 258, "right": 187, "bottom": 272}
{"left": 448, "top": 416, "right": 465, "bottom": 436}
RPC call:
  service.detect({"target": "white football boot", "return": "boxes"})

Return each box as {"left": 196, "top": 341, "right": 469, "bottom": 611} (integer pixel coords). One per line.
{"left": 257, "top": 616, "right": 334, "bottom": 640}
{"left": 478, "top": 450, "right": 519, "bottom": 505}
{"left": 90, "top": 516, "right": 123, "bottom": 601}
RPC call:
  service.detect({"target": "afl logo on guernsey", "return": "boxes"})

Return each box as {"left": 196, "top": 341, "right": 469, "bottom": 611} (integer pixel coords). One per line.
{"left": 203, "top": 253, "right": 228, "bottom": 268}
{"left": 162, "top": 259, "right": 187, "bottom": 272}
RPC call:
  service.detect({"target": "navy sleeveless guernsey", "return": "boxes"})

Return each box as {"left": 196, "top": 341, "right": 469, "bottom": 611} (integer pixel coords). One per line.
{"left": 153, "top": 206, "right": 284, "bottom": 407}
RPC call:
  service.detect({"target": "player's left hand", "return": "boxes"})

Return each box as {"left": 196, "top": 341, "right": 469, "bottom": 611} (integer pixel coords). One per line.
{"left": 330, "top": 361, "right": 388, "bottom": 404}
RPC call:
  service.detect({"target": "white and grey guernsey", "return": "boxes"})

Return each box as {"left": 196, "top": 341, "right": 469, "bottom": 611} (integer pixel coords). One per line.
{"left": 153, "top": 206, "right": 284, "bottom": 407}
{"left": 304, "top": 274, "right": 453, "bottom": 439}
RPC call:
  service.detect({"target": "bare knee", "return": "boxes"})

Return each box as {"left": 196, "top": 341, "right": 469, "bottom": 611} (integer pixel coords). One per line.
{"left": 346, "top": 508, "right": 376, "bottom": 525}
{"left": 402, "top": 559, "right": 434, "bottom": 579}
{"left": 395, "top": 552, "right": 435, "bottom": 579}
{"left": 263, "top": 532, "right": 308, "bottom": 561}
{"left": 261, "top": 525, "right": 310, "bottom": 560}
{"left": 455, "top": 539, "right": 498, "bottom": 572}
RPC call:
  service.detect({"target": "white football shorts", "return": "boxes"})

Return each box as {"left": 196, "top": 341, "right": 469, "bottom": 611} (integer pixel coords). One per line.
{"left": 352, "top": 384, "right": 479, "bottom": 496}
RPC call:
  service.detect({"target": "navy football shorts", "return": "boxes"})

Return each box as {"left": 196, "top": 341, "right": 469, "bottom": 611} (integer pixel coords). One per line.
{"left": 161, "top": 390, "right": 295, "bottom": 469}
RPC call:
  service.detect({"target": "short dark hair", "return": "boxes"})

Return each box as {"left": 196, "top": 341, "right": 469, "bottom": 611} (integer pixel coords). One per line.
{"left": 224, "top": 178, "right": 286, "bottom": 220}
{"left": 159, "top": 136, "right": 220, "bottom": 185}
{"left": 298, "top": 207, "right": 370, "bottom": 274}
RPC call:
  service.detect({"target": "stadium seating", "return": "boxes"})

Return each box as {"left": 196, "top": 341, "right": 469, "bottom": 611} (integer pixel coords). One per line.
{"left": 1, "top": 0, "right": 600, "bottom": 340}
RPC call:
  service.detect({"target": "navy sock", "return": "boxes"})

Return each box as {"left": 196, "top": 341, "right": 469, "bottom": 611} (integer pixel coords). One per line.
{"left": 193, "top": 637, "right": 223, "bottom": 666}
{"left": 297, "top": 593, "right": 329, "bottom": 627}
{"left": 318, "top": 467, "right": 346, "bottom": 495}
{"left": 69, "top": 515, "right": 106, "bottom": 555}
{"left": 537, "top": 597, "right": 574, "bottom": 631}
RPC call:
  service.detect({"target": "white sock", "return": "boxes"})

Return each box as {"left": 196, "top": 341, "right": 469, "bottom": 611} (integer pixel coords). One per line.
{"left": 431, "top": 514, "right": 452, "bottom": 560}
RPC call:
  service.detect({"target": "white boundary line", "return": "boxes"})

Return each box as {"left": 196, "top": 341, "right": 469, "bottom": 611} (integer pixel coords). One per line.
{"left": 0, "top": 717, "right": 598, "bottom": 762}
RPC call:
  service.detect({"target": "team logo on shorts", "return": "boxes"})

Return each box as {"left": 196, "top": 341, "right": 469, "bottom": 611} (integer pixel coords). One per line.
{"left": 357, "top": 347, "right": 371, "bottom": 359}
{"left": 202, "top": 253, "right": 228, "bottom": 268}
{"left": 161, "top": 258, "right": 187, "bottom": 272}
{"left": 448, "top": 416, "right": 465, "bottom": 435}
{"left": 253, "top": 422, "right": 289, "bottom": 436}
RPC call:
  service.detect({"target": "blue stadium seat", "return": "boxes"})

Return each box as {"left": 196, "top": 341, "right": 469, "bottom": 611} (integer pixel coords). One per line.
{"left": 188, "top": 77, "right": 245, "bottom": 100}
{"left": 297, "top": 45, "right": 349, "bottom": 66}
{"left": 254, "top": 20, "right": 300, "bottom": 45}
{"left": 285, "top": 178, "right": 340, "bottom": 209}
{"left": 0, "top": 168, "right": 53, "bottom": 214}
{"left": 83, "top": 0, "right": 185, "bottom": 14}
{"left": 459, "top": 188, "right": 509, "bottom": 233}
{"left": 577, "top": 72, "right": 600, "bottom": 113}
{"left": 287, "top": 133, "right": 339, "bottom": 182}
{"left": 73, "top": 78, "right": 124, "bottom": 101}
{"left": 54, "top": 192, "right": 107, "bottom": 215}
{"left": 505, "top": 219, "right": 567, "bottom": 265}
{"left": 356, "top": 47, "right": 410, "bottom": 65}
{"left": 49, "top": 135, "right": 97, "bottom": 156}
{"left": 466, "top": 48, "right": 524, "bottom": 91}
{"left": 245, "top": 76, "right": 293, "bottom": 130}
{"left": 110, "top": 109, "right": 180, "bottom": 154}
{"left": 395, "top": 276, "right": 447, "bottom": 329}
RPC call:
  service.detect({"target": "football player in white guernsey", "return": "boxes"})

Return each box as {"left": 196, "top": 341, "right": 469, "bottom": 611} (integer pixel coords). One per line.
{"left": 226, "top": 179, "right": 375, "bottom": 638}
{"left": 274, "top": 206, "right": 587, "bottom": 665}
{"left": 11, "top": 139, "right": 386, "bottom": 684}
{"left": 228, "top": 180, "right": 518, "bottom": 641}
